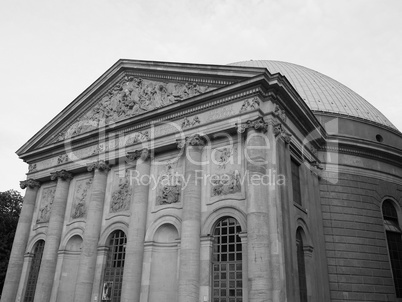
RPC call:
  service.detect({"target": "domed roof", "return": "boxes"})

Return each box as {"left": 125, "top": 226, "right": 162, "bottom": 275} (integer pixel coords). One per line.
{"left": 229, "top": 60, "right": 396, "bottom": 130}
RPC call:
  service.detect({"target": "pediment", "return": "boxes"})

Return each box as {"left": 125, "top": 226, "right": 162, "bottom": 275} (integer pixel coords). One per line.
{"left": 49, "top": 75, "right": 214, "bottom": 144}
{"left": 17, "top": 59, "right": 266, "bottom": 158}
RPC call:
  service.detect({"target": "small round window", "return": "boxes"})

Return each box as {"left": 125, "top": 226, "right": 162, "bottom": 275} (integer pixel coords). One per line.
{"left": 376, "top": 134, "right": 383, "bottom": 142}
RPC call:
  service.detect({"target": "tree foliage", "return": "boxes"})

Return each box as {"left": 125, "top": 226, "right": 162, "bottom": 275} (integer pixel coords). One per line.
{"left": 0, "top": 190, "right": 23, "bottom": 296}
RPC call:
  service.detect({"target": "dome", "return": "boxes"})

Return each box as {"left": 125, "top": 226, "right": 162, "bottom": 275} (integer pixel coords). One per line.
{"left": 229, "top": 60, "right": 397, "bottom": 130}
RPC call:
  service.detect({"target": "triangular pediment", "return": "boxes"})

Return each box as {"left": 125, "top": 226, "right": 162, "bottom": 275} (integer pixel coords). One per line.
{"left": 48, "top": 75, "right": 215, "bottom": 145}
{"left": 17, "top": 59, "right": 266, "bottom": 158}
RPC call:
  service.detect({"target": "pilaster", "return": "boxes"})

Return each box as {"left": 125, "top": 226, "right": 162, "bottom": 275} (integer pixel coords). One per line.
{"left": 74, "top": 160, "right": 111, "bottom": 302}
{"left": 177, "top": 134, "right": 206, "bottom": 302}
{"left": 121, "top": 148, "right": 152, "bottom": 302}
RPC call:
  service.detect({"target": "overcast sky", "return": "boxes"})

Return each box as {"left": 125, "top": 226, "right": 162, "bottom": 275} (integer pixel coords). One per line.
{"left": 1, "top": 0, "right": 401, "bottom": 193}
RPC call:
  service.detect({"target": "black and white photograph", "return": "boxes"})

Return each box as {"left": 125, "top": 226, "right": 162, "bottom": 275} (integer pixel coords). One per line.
{"left": 1, "top": 1, "right": 401, "bottom": 302}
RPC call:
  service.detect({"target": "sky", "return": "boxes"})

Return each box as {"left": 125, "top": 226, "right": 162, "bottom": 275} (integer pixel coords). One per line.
{"left": 0, "top": 0, "right": 401, "bottom": 193}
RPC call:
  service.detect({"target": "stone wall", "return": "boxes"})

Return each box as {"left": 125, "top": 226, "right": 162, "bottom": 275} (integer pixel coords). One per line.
{"left": 320, "top": 172, "right": 402, "bottom": 301}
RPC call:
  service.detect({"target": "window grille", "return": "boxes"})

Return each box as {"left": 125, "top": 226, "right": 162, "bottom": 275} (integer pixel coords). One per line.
{"left": 24, "top": 240, "right": 45, "bottom": 302}
{"left": 101, "top": 230, "right": 127, "bottom": 302}
{"left": 212, "top": 217, "right": 242, "bottom": 302}
{"left": 382, "top": 200, "right": 402, "bottom": 297}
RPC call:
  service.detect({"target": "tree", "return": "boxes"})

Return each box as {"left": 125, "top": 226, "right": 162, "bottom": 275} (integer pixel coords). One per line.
{"left": 0, "top": 190, "right": 23, "bottom": 296}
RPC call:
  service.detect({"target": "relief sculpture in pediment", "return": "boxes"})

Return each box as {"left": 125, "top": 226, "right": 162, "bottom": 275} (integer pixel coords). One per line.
{"left": 57, "top": 77, "right": 212, "bottom": 141}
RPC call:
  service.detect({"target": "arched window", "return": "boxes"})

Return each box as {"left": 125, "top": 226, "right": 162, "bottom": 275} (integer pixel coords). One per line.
{"left": 382, "top": 200, "right": 402, "bottom": 297}
{"left": 212, "top": 217, "right": 242, "bottom": 302}
{"left": 24, "top": 240, "right": 45, "bottom": 302}
{"left": 296, "top": 229, "right": 308, "bottom": 302}
{"left": 101, "top": 230, "right": 127, "bottom": 302}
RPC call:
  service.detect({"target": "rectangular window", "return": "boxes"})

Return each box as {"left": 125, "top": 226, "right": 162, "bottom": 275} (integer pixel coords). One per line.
{"left": 291, "top": 159, "right": 302, "bottom": 205}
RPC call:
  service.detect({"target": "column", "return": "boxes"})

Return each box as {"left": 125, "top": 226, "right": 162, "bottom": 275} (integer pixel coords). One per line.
{"left": 34, "top": 170, "right": 73, "bottom": 302}
{"left": 0, "top": 179, "right": 40, "bottom": 302}
{"left": 177, "top": 134, "right": 206, "bottom": 302}
{"left": 237, "top": 117, "right": 271, "bottom": 301}
{"left": 121, "top": 148, "right": 151, "bottom": 302}
{"left": 276, "top": 133, "right": 296, "bottom": 301}
{"left": 270, "top": 122, "right": 291, "bottom": 301}
{"left": 74, "top": 160, "right": 110, "bottom": 302}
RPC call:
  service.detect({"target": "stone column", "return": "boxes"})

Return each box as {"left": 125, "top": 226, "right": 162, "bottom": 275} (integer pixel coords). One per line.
{"left": 0, "top": 179, "right": 40, "bottom": 302}
{"left": 237, "top": 117, "right": 271, "bottom": 301}
{"left": 275, "top": 132, "right": 296, "bottom": 301}
{"left": 121, "top": 148, "right": 151, "bottom": 302}
{"left": 34, "top": 170, "right": 73, "bottom": 302}
{"left": 270, "top": 122, "right": 291, "bottom": 301}
{"left": 177, "top": 134, "right": 206, "bottom": 302}
{"left": 74, "top": 161, "right": 110, "bottom": 302}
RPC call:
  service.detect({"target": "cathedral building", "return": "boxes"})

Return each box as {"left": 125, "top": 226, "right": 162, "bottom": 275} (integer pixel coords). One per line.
{"left": 2, "top": 59, "right": 402, "bottom": 302}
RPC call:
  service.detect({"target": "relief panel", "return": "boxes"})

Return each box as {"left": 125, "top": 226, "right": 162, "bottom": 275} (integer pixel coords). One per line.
{"left": 71, "top": 178, "right": 93, "bottom": 219}
{"left": 37, "top": 186, "right": 56, "bottom": 223}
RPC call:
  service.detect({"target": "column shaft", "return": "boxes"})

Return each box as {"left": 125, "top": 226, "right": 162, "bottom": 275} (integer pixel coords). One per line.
{"left": 121, "top": 149, "right": 151, "bottom": 302}
{"left": 245, "top": 125, "right": 271, "bottom": 301}
{"left": 34, "top": 171, "right": 72, "bottom": 302}
{"left": 0, "top": 180, "right": 40, "bottom": 302}
{"left": 178, "top": 136, "right": 204, "bottom": 302}
{"left": 74, "top": 163, "right": 109, "bottom": 302}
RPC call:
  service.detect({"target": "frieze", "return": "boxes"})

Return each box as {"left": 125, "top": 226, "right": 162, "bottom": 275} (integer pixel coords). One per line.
{"left": 181, "top": 116, "right": 201, "bottom": 129}
{"left": 211, "top": 171, "right": 241, "bottom": 197}
{"left": 71, "top": 178, "right": 92, "bottom": 219}
{"left": 56, "top": 77, "right": 212, "bottom": 141}
{"left": 207, "top": 105, "right": 235, "bottom": 122}
{"left": 239, "top": 97, "right": 260, "bottom": 113}
{"left": 57, "top": 154, "right": 69, "bottom": 165}
{"left": 110, "top": 170, "right": 132, "bottom": 213}
{"left": 37, "top": 186, "right": 56, "bottom": 223}
{"left": 28, "top": 164, "right": 37, "bottom": 173}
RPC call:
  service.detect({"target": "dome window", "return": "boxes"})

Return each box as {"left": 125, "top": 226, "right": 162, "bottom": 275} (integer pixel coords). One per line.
{"left": 376, "top": 134, "right": 384, "bottom": 142}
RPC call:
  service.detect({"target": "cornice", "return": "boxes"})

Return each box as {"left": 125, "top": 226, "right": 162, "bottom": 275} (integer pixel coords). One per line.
{"left": 322, "top": 140, "right": 402, "bottom": 167}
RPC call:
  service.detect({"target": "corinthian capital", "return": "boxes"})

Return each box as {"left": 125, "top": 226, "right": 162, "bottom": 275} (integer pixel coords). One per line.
{"left": 50, "top": 170, "right": 74, "bottom": 181}
{"left": 87, "top": 160, "right": 111, "bottom": 172}
{"left": 126, "top": 148, "right": 151, "bottom": 162}
{"left": 176, "top": 134, "right": 207, "bottom": 149}
{"left": 235, "top": 117, "right": 268, "bottom": 134}
{"left": 20, "top": 179, "right": 41, "bottom": 190}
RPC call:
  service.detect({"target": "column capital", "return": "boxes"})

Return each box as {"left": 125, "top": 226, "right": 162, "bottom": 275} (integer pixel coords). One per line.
{"left": 50, "top": 170, "right": 74, "bottom": 181}
{"left": 176, "top": 134, "right": 207, "bottom": 149}
{"left": 20, "top": 178, "right": 41, "bottom": 190}
{"left": 87, "top": 160, "right": 111, "bottom": 172}
{"left": 235, "top": 116, "right": 268, "bottom": 134}
{"left": 126, "top": 148, "right": 152, "bottom": 162}
{"left": 273, "top": 123, "right": 292, "bottom": 144}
